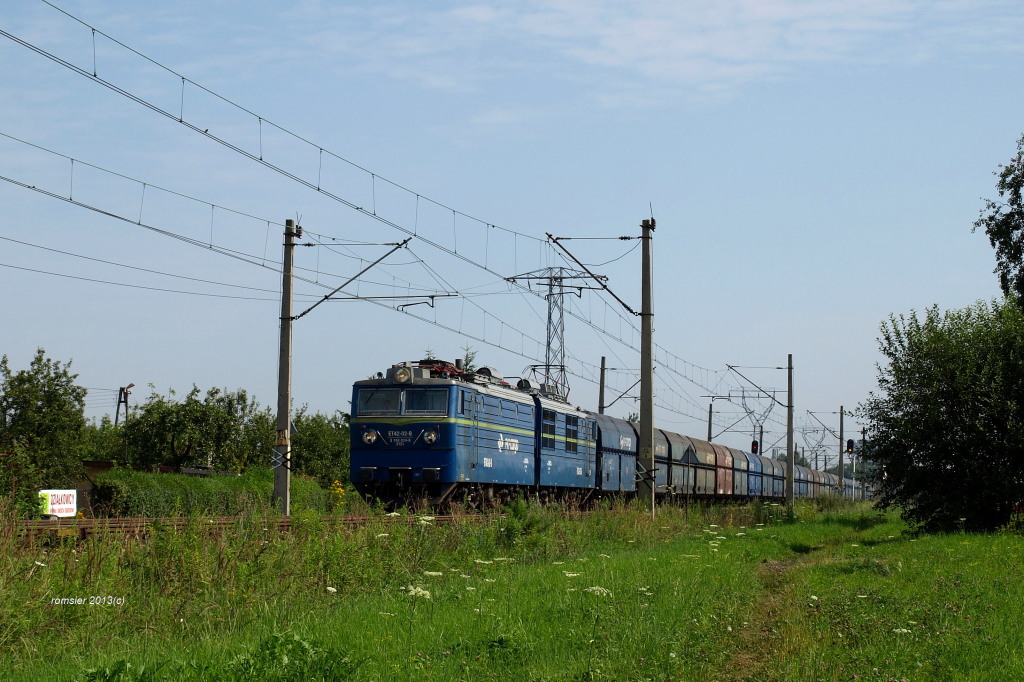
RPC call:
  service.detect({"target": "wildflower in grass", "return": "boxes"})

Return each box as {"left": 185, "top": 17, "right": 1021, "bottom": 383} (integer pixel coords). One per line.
{"left": 460, "top": 574, "right": 471, "bottom": 579}
{"left": 34, "top": 561, "right": 46, "bottom": 567}
{"left": 466, "top": 587, "right": 476, "bottom": 591}
{"left": 584, "top": 586, "right": 612, "bottom": 597}
{"left": 563, "top": 572, "right": 581, "bottom": 577}
{"left": 893, "top": 628, "right": 911, "bottom": 634}
{"left": 715, "top": 536, "right": 727, "bottom": 540}
{"left": 483, "top": 578, "right": 496, "bottom": 583}
{"left": 401, "top": 585, "right": 431, "bottom": 600}
{"left": 329, "top": 480, "right": 347, "bottom": 510}
{"left": 669, "top": 653, "right": 676, "bottom": 659}
{"left": 735, "top": 532, "right": 746, "bottom": 536}
{"left": 386, "top": 511, "right": 402, "bottom": 517}
{"left": 326, "top": 586, "right": 337, "bottom": 593}
{"left": 553, "top": 561, "right": 564, "bottom": 565}
{"left": 810, "top": 595, "right": 818, "bottom": 601}
{"left": 599, "top": 554, "right": 610, "bottom": 558}
{"left": 379, "top": 612, "right": 397, "bottom": 617}
{"left": 709, "top": 524, "right": 719, "bottom": 528}
{"left": 423, "top": 571, "right": 443, "bottom": 577}
{"left": 376, "top": 533, "right": 390, "bottom": 538}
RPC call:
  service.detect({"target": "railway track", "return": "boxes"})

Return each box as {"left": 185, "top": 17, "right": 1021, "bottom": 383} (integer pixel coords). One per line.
{"left": 14, "top": 512, "right": 478, "bottom": 542}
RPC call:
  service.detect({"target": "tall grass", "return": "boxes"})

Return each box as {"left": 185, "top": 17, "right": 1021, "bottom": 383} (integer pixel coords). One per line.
{"left": 3, "top": 498, "right": 1020, "bottom": 680}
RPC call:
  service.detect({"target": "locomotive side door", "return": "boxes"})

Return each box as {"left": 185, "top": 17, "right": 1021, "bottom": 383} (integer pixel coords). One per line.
{"left": 466, "top": 390, "right": 480, "bottom": 472}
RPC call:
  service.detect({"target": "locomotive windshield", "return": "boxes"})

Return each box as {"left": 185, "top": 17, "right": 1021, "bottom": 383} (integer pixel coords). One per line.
{"left": 356, "top": 387, "right": 449, "bottom": 416}
{"left": 404, "top": 389, "right": 448, "bottom": 414}
{"left": 357, "top": 389, "right": 400, "bottom": 415}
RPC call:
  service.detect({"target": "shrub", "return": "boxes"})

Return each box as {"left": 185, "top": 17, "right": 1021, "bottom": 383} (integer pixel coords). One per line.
{"left": 91, "top": 467, "right": 326, "bottom": 517}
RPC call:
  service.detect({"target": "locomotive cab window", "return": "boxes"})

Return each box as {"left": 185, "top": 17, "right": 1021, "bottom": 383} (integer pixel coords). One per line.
{"left": 357, "top": 389, "right": 400, "bottom": 415}
{"left": 404, "top": 389, "right": 448, "bottom": 415}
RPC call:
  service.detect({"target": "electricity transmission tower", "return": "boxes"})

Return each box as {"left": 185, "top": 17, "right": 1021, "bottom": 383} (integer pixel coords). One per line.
{"left": 507, "top": 267, "right": 596, "bottom": 398}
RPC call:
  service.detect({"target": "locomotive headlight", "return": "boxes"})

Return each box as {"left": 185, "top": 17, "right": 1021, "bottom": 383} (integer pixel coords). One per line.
{"left": 394, "top": 367, "right": 412, "bottom": 383}
{"left": 423, "top": 429, "right": 438, "bottom": 445}
{"left": 362, "top": 429, "right": 378, "bottom": 445}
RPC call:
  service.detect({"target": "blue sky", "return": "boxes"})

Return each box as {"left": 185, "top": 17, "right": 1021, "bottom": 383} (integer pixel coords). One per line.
{"left": 1, "top": 0, "right": 1020, "bottom": 464}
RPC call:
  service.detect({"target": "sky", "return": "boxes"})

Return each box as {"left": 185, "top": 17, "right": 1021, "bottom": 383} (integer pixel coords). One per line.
{"left": 0, "top": 0, "right": 1020, "bottom": 466}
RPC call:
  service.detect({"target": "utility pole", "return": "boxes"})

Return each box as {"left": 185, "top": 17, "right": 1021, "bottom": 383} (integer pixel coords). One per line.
{"left": 861, "top": 427, "right": 867, "bottom": 500}
{"left": 838, "top": 406, "right": 845, "bottom": 499}
{"left": 638, "top": 218, "right": 656, "bottom": 516}
{"left": 785, "top": 353, "right": 794, "bottom": 508}
{"left": 274, "top": 219, "right": 298, "bottom": 516}
{"left": 598, "top": 356, "right": 606, "bottom": 414}
{"left": 114, "top": 383, "right": 134, "bottom": 426}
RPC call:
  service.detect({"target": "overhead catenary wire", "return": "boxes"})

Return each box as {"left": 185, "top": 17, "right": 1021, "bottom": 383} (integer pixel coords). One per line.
{"left": 2, "top": 8, "right": 776, "bottom": 433}
{"left": 1, "top": 16, "right": 725, "bottom": 396}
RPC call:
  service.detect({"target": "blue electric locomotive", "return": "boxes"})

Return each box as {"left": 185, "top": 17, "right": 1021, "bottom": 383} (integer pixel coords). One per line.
{"left": 351, "top": 359, "right": 609, "bottom": 507}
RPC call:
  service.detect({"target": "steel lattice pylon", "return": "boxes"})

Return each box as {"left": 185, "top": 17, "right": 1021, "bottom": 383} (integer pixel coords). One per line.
{"left": 508, "top": 266, "right": 593, "bottom": 398}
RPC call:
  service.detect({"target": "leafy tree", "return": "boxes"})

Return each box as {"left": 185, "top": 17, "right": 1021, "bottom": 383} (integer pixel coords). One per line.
{"left": 0, "top": 440, "right": 45, "bottom": 517}
{"left": 124, "top": 386, "right": 273, "bottom": 471}
{"left": 975, "top": 134, "right": 1024, "bottom": 303}
{"left": 775, "top": 451, "right": 810, "bottom": 467}
{"left": 859, "top": 299, "right": 1024, "bottom": 531}
{"left": 461, "top": 345, "right": 478, "bottom": 373}
{"left": 0, "top": 348, "right": 86, "bottom": 486}
{"left": 80, "top": 416, "right": 126, "bottom": 463}
{"left": 291, "top": 407, "right": 350, "bottom": 488}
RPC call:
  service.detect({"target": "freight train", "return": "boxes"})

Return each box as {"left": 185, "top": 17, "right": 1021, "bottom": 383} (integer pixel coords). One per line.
{"left": 350, "top": 358, "right": 860, "bottom": 508}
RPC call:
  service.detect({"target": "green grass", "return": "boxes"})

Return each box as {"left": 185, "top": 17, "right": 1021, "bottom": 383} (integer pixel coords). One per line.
{"left": 3, "top": 499, "right": 1022, "bottom": 680}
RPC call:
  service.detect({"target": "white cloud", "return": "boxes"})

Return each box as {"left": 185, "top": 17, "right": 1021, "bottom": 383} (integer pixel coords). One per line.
{"left": 286, "top": 0, "right": 1022, "bottom": 99}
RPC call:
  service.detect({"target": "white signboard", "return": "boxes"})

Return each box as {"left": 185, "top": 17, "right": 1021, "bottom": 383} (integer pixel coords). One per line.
{"left": 39, "top": 489, "right": 77, "bottom": 517}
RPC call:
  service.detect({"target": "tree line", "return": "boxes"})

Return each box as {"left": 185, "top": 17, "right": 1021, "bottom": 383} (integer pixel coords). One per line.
{"left": 1, "top": 349, "right": 349, "bottom": 515}
{"left": 861, "top": 134, "right": 1024, "bottom": 532}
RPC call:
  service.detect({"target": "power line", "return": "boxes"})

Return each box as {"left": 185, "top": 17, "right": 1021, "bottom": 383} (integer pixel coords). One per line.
{"left": 3, "top": 10, "right": 754, "bottom": 418}
{"left": 0, "top": 234, "right": 285, "bottom": 295}
{"left": 1, "top": 14, "right": 728, "bottom": 388}
{"left": 0, "top": 261, "right": 284, "bottom": 300}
